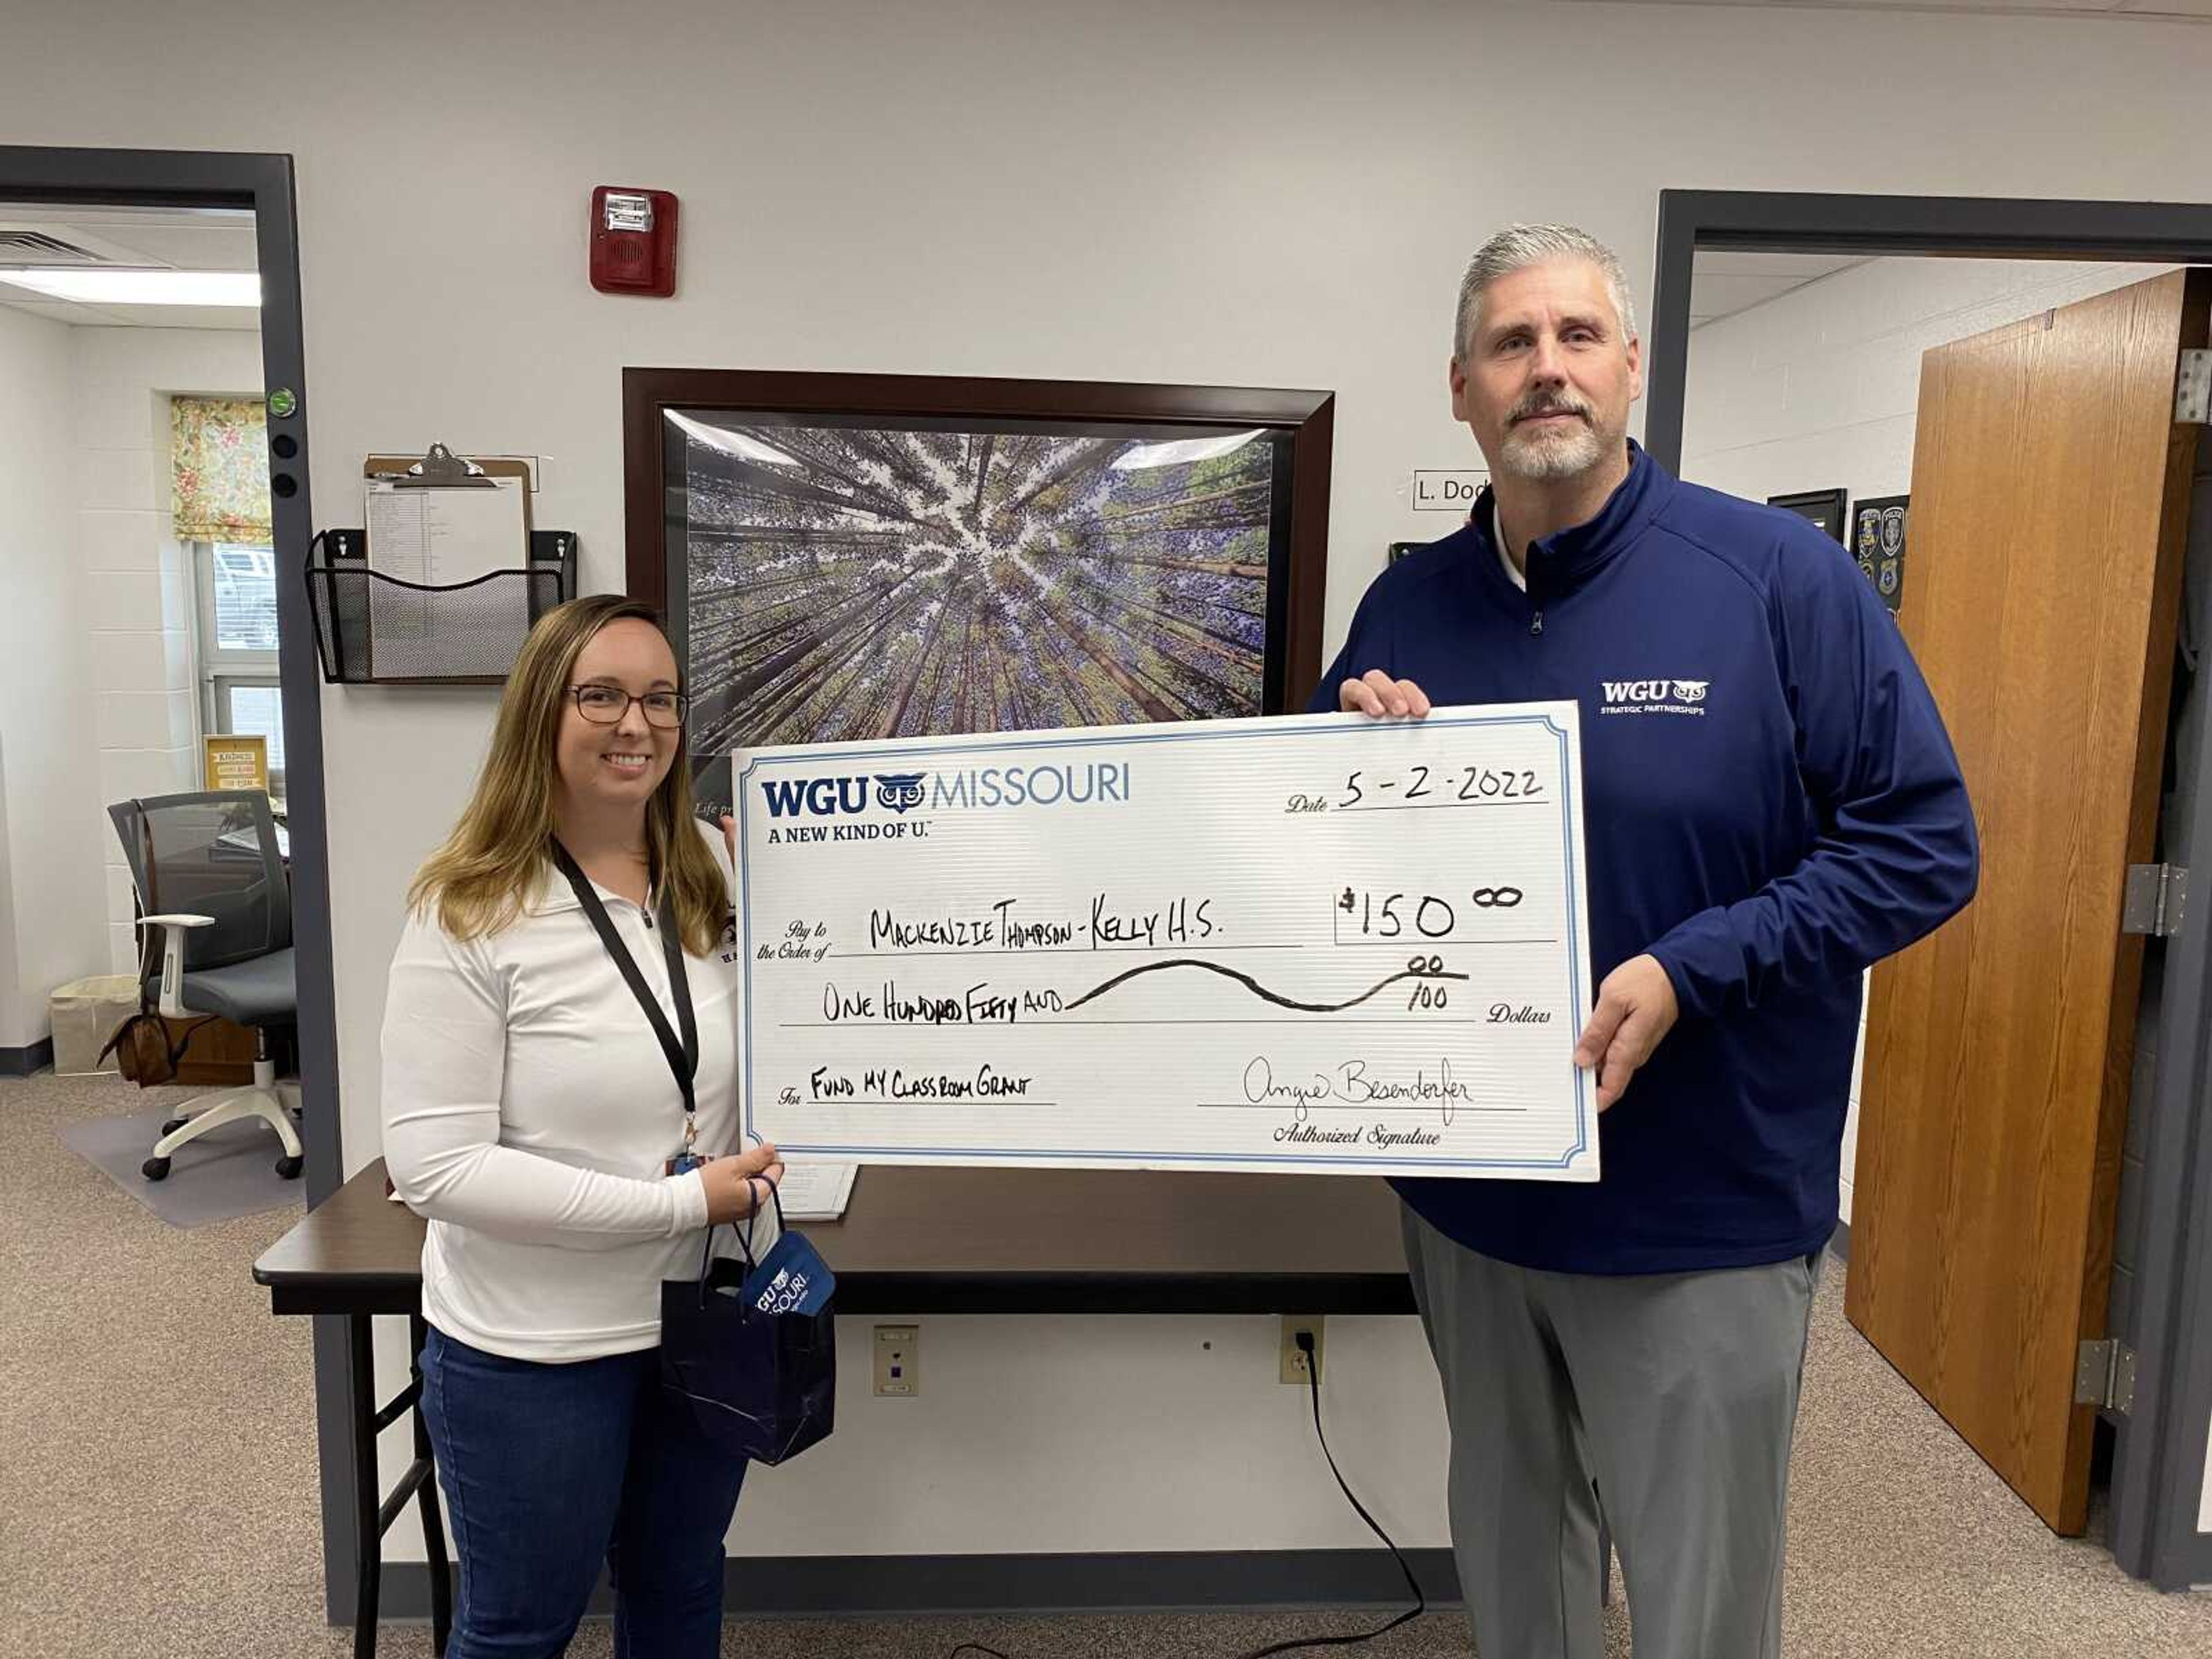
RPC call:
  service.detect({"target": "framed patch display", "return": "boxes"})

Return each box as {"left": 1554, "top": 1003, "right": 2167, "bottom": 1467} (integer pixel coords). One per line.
{"left": 1851, "top": 494, "right": 1909, "bottom": 614}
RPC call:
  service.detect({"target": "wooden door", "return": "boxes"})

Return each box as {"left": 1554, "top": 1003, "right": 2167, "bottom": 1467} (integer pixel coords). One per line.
{"left": 1848, "top": 268, "right": 2208, "bottom": 1533}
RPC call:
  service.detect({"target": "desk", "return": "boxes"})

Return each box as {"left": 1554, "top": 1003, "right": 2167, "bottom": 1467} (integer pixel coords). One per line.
{"left": 256, "top": 1160, "right": 1418, "bottom": 1657}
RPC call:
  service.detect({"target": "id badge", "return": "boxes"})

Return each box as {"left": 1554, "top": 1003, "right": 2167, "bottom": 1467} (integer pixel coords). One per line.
{"left": 666, "top": 1151, "right": 706, "bottom": 1177}
{"left": 740, "top": 1232, "right": 836, "bottom": 1315}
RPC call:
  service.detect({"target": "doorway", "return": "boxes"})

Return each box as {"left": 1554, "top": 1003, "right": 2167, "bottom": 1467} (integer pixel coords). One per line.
{"left": 1643, "top": 189, "right": 2212, "bottom": 1592}
{"left": 0, "top": 142, "right": 357, "bottom": 1613}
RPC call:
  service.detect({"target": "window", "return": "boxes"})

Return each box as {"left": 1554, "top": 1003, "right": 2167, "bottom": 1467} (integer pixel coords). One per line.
{"left": 194, "top": 540, "right": 286, "bottom": 806}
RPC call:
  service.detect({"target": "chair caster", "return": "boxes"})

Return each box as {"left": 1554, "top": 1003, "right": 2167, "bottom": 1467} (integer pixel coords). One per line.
{"left": 275, "top": 1155, "right": 303, "bottom": 1180}
{"left": 142, "top": 1156, "right": 172, "bottom": 1181}
{"left": 161, "top": 1116, "right": 187, "bottom": 1136}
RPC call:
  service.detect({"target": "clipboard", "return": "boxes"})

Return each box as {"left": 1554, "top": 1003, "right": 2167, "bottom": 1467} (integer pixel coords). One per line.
{"left": 364, "top": 446, "right": 538, "bottom": 510}
{"left": 362, "top": 444, "right": 532, "bottom": 675}
{"left": 394, "top": 442, "right": 495, "bottom": 486}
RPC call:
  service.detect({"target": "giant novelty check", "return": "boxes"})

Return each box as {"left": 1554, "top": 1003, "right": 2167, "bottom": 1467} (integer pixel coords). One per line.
{"left": 734, "top": 706, "right": 1596, "bottom": 1180}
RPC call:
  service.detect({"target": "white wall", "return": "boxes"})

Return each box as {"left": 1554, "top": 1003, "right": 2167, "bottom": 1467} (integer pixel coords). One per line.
{"left": 0, "top": 303, "right": 105, "bottom": 1050}
{"left": 1677, "top": 256, "right": 2174, "bottom": 1223}
{"left": 73, "top": 327, "right": 265, "bottom": 972}
{"left": 11, "top": 0, "right": 2212, "bottom": 1567}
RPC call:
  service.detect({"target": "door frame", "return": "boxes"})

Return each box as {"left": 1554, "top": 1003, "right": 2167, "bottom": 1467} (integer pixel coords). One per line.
{"left": 1643, "top": 188, "right": 2212, "bottom": 1589}
{"left": 0, "top": 144, "right": 367, "bottom": 1616}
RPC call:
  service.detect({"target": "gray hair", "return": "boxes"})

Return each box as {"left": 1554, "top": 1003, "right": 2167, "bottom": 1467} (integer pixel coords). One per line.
{"left": 1453, "top": 224, "right": 1638, "bottom": 359}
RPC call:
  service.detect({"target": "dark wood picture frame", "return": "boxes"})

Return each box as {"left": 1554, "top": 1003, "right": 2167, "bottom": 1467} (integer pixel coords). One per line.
{"left": 624, "top": 369, "right": 1333, "bottom": 796}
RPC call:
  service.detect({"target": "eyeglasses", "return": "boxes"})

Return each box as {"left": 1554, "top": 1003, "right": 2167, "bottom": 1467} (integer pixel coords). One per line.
{"left": 567, "top": 685, "right": 688, "bottom": 729}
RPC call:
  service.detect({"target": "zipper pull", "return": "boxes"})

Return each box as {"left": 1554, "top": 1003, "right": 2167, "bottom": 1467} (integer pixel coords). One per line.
{"left": 1530, "top": 609, "right": 1545, "bottom": 637}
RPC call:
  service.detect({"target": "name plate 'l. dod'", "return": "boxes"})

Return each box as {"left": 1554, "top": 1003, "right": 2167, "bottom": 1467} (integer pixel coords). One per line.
{"left": 734, "top": 706, "right": 1597, "bottom": 1180}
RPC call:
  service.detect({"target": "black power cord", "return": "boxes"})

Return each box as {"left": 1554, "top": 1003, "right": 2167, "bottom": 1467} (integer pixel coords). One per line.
{"left": 1233, "top": 1329, "right": 1426, "bottom": 1659}
{"left": 941, "top": 1328, "right": 1427, "bottom": 1659}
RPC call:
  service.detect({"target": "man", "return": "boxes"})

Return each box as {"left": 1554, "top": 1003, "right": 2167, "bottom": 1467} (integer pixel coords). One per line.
{"left": 1315, "top": 225, "right": 1978, "bottom": 1658}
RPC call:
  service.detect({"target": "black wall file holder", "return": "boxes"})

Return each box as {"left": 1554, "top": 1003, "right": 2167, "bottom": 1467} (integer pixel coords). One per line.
{"left": 305, "top": 527, "right": 578, "bottom": 685}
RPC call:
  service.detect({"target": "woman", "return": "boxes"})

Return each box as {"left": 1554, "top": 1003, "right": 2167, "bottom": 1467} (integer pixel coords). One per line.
{"left": 382, "top": 593, "right": 783, "bottom": 1658}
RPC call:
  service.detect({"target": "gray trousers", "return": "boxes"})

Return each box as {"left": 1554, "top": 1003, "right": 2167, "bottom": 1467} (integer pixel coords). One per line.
{"left": 1402, "top": 1203, "right": 1823, "bottom": 1659}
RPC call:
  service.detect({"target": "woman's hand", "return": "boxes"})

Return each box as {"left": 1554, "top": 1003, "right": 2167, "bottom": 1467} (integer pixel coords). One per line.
{"left": 699, "top": 1142, "right": 784, "bottom": 1225}
{"left": 721, "top": 812, "right": 738, "bottom": 870}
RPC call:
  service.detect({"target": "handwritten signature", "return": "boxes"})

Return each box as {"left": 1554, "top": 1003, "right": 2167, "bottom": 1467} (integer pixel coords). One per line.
{"left": 1243, "top": 1054, "right": 1473, "bottom": 1125}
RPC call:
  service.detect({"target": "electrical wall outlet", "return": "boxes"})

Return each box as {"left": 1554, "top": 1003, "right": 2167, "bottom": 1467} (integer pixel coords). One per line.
{"left": 1280, "top": 1315, "right": 1325, "bottom": 1385}
{"left": 873, "top": 1324, "right": 919, "bottom": 1396}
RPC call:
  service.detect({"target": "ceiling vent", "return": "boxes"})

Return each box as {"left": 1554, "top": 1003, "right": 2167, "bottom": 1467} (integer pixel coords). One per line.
{"left": 0, "top": 230, "right": 111, "bottom": 266}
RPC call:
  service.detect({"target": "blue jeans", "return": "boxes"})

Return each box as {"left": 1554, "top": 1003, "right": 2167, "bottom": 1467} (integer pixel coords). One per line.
{"left": 419, "top": 1326, "right": 749, "bottom": 1658}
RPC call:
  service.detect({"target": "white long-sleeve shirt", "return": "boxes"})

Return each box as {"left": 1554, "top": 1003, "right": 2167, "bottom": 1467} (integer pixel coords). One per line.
{"left": 381, "top": 820, "right": 776, "bottom": 1361}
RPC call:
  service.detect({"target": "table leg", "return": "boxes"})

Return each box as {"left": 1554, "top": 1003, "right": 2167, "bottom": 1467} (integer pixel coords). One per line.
{"left": 347, "top": 1312, "right": 381, "bottom": 1659}
{"left": 411, "top": 1313, "right": 452, "bottom": 1656}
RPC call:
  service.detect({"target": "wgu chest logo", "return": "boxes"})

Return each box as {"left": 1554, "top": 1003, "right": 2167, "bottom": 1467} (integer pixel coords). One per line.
{"left": 1600, "top": 677, "right": 1710, "bottom": 717}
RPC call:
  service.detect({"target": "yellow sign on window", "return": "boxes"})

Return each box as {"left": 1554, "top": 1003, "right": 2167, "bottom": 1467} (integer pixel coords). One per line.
{"left": 203, "top": 733, "right": 269, "bottom": 794}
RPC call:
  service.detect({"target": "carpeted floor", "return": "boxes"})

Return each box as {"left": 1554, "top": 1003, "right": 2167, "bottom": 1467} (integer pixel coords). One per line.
{"left": 3, "top": 1067, "right": 2209, "bottom": 1658}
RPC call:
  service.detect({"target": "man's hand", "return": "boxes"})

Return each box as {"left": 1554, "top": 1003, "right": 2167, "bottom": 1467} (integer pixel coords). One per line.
{"left": 700, "top": 1142, "right": 785, "bottom": 1225}
{"left": 1338, "top": 670, "right": 1431, "bottom": 719}
{"left": 1573, "top": 955, "right": 1680, "bottom": 1111}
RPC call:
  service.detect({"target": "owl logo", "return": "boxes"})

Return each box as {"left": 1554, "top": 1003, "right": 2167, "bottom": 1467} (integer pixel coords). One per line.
{"left": 1670, "top": 680, "right": 1709, "bottom": 704}
{"left": 875, "top": 772, "right": 928, "bottom": 814}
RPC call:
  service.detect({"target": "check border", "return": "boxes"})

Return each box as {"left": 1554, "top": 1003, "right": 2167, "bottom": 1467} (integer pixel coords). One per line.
{"left": 737, "top": 712, "right": 1593, "bottom": 1172}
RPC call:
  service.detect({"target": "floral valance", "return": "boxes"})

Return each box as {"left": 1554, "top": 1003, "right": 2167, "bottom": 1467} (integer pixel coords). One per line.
{"left": 171, "top": 396, "right": 271, "bottom": 544}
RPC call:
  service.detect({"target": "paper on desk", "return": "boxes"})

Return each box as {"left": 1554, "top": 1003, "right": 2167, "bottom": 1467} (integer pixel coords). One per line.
{"left": 775, "top": 1161, "right": 858, "bottom": 1220}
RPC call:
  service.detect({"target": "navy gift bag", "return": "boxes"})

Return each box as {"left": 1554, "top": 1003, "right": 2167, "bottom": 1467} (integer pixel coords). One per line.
{"left": 659, "top": 1181, "right": 836, "bottom": 1465}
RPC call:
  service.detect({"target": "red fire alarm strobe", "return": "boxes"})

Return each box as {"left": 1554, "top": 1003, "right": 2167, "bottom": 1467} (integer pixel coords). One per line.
{"left": 590, "top": 187, "right": 678, "bottom": 297}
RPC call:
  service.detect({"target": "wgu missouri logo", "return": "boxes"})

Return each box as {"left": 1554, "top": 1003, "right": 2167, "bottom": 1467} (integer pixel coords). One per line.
{"left": 1600, "top": 677, "right": 1710, "bottom": 716}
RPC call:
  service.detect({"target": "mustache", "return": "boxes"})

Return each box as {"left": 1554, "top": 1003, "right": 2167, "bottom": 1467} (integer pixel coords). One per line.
{"left": 1510, "top": 396, "right": 1592, "bottom": 425}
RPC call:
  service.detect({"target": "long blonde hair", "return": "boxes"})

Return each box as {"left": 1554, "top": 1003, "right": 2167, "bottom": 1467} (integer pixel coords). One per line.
{"left": 408, "top": 595, "right": 727, "bottom": 957}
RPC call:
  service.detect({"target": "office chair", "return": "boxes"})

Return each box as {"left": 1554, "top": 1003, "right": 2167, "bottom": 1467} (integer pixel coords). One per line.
{"left": 108, "top": 790, "right": 302, "bottom": 1182}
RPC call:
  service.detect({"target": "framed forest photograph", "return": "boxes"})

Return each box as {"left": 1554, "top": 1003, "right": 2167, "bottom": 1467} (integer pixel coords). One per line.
{"left": 623, "top": 369, "right": 1334, "bottom": 815}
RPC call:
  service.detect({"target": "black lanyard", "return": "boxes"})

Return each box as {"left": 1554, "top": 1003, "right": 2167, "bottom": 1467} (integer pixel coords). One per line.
{"left": 551, "top": 840, "right": 698, "bottom": 1124}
